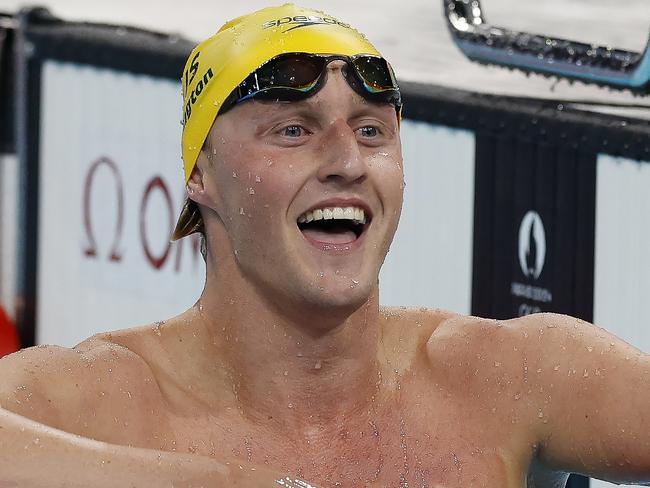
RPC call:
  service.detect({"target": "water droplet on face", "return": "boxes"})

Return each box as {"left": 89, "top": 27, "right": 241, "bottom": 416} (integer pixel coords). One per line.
{"left": 249, "top": 187, "right": 255, "bottom": 195}
{"left": 283, "top": 370, "right": 289, "bottom": 376}
{"left": 232, "top": 171, "right": 238, "bottom": 178}
{"left": 255, "top": 175, "right": 262, "bottom": 182}
{"left": 239, "top": 207, "right": 245, "bottom": 215}
{"left": 314, "top": 360, "right": 322, "bottom": 370}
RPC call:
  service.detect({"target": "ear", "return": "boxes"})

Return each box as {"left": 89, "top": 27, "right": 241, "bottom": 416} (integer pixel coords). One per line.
{"left": 186, "top": 162, "right": 211, "bottom": 207}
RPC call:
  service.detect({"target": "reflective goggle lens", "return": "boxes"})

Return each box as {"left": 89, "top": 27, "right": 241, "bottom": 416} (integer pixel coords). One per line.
{"left": 257, "top": 55, "right": 325, "bottom": 92}
{"left": 352, "top": 56, "right": 395, "bottom": 93}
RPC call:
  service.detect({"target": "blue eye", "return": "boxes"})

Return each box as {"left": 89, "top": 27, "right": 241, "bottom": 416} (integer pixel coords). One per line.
{"left": 359, "top": 126, "right": 378, "bottom": 137}
{"left": 282, "top": 125, "right": 303, "bottom": 137}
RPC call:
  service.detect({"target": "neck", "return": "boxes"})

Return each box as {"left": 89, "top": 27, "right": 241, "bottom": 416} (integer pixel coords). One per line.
{"left": 194, "top": 256, "right": 385, "bottom": 434}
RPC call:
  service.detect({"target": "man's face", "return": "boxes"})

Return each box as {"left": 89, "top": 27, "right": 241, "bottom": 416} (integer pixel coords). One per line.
{"left": 197, "top": 61, "right": 403, "bottom": 316}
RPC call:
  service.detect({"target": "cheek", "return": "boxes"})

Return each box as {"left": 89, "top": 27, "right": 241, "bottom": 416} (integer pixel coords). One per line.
{"left": 366, "top": 149, "right": 404, "bottom": 200}
{"left": 215, "top": 147, "right": 305, "bottom": 225}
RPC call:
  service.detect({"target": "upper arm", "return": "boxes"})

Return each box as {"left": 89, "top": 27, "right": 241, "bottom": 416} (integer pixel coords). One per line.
{"left": 0, "top": 337, "right": 164, "bottom": 440}
{"left": 522, "top": 313, "right": 650, "bottom": 483}
{"left": 0, "top": 344, "right": 87, "bottom": 428}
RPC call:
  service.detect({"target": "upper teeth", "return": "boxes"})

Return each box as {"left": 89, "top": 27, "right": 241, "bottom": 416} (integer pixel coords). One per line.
{"left": 298, "top": 206, "right": 366, "bottom": 225}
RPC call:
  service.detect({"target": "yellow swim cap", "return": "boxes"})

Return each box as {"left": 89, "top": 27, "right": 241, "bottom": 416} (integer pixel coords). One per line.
{"left": 174, "top": 3, "right": 385, "bottom": 240}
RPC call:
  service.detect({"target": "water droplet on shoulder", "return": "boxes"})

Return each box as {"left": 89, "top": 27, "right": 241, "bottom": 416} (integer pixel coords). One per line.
{"left": 153, "top": 321, "right": 164, "bottom": 336}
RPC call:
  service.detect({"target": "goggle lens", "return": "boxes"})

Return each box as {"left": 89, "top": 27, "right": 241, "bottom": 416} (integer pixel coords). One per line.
{"left": 257, "top": 55, "right": 325, "bottom": 92}
{"left": 351, "top": 56, "right": 395, "bottom": 93}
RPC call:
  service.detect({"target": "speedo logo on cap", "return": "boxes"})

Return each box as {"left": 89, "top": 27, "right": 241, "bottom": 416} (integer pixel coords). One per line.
{"left": 262, "top": 15, "right": 350, "bottom": 32}
{"left": 182, "top": 51, "right": 215, "bottom": 126}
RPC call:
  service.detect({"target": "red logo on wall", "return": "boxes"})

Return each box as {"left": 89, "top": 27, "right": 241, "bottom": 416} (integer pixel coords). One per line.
{"left": 82, "top": 157, "right": 202, "bottom": 272}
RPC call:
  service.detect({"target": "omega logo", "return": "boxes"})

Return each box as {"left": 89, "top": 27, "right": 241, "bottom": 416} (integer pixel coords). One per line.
{"left": 139, "top": 175, "right": 174, "bottom": 270}
{"left": 83, "top": 157, "right": 124, "bottom": 262}
{"left": 82, "top": 157, "right": 201, "bottom": 271}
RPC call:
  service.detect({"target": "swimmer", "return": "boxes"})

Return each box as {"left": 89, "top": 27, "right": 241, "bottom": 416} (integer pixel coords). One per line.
{"left": 1, "top": 4, "right": 649, "bottom": 487}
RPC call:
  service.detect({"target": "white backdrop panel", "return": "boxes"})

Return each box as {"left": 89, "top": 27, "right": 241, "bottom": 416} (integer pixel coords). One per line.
{"left": 380, "top": 122, "right": 475, "bottom": 314}
{"left": 0, "top": 154, "right": 19, "bottom": 320}
{"left": 594, "top": 154, "right": 650, "bottom": 355}
{"left": 37, "top": 61, "right": 205, "bottom": 347}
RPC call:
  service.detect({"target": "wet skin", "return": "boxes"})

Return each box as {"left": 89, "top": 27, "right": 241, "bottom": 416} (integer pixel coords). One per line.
{"left": 1, "top": 64, "right": 650, "bottom": 487}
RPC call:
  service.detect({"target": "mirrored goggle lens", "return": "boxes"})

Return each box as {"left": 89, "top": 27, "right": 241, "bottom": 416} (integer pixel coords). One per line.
{"left": 257, "top": 55, "right": 326, "bottom": 91}
{"left": 352, "top": 56, "right": 396, "bottom": 93}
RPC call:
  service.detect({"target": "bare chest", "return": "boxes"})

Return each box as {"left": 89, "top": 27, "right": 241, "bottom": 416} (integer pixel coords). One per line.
{"left": 144, "top": 392, "right": 530, "bottom": 488}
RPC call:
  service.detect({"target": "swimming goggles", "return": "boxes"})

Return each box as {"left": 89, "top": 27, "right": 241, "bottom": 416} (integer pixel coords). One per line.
{"left": 220, "top": 53, "right": 402, "bottom": 114}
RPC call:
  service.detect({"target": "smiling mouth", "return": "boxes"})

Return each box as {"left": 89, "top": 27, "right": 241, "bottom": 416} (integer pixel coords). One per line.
{"left": 297, "top": 206, "right": 369, "bottom": 245}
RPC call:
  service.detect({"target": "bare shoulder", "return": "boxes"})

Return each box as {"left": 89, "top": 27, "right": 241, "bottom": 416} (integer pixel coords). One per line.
{"left": 424, "top": 311, "right": 601, "bottom": 358}
{"left": 422, "top": 311, "right": 534, "bottom": 393}
{"left": 499, "top": 311, "right": 638, "bottom": 362}
{"left": 379, "top": 308, "right": 598, "bottom": 370}
{"left": 0, "top": 328, "right": 162, "bottom": 435}
{"left": 504, "top": 312, "right": 649, "bottom": 379}
{"left": 423, "top": 311, "right": 602, "bottom": 366}
{"left": 423, "top": 310, "right": 641, "bottom": 395}
{"left": 379, "top": 306, "right": 482, "bottom": 367}
{"left": 424, "top": 310, "right": 507, "bottom": 359}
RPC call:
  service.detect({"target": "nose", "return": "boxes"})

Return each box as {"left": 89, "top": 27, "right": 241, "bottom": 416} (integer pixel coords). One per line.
{"left": 316, "top": 118, "right": 367, "bottom": 185}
